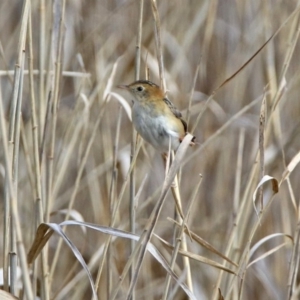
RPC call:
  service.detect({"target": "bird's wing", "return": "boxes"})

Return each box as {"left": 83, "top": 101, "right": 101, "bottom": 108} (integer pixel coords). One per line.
{"left": 163, "top": 98, "right": 187, "bottom": 132}
{"left": 180, "top": 118, "right": 188, "bottom": 133}
{"left": 163, "top": 97, "right": 182, "bottom": 118}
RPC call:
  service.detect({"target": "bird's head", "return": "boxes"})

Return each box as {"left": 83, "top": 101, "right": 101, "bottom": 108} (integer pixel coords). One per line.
{"left": 117, "top": 80, "right": 163, "bottom": 102}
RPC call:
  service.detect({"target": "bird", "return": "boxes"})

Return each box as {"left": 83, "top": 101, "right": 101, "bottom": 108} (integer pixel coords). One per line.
{"left": 118, "top": 80, "right": 195, "bottom": 153}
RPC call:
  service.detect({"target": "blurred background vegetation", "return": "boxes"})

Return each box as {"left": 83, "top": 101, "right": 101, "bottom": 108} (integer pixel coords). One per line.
{"left": 1, "top": 0, "right": 300, "bottom": 299}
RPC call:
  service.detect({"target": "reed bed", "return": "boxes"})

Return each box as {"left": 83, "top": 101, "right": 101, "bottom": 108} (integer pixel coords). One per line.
{"left": 1, "top": 1, "right": 300, "bottom": 299}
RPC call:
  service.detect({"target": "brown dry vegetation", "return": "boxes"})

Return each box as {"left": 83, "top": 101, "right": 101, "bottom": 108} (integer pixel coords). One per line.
{"left": 1, "top": 0, "right": 300, "bottom": 299}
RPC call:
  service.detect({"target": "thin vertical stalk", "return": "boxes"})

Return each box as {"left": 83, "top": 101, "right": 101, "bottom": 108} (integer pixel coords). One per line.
{"left": 199, "top": 0, "right": 217, "bottom": 81}
{"left": 151, "top": 2, "right": 194, "bottom": 295}
{"left": 150, "top": 1, "right": 194, "bottom": 297}
{"left": 46, "top": 0, "right": 66, "bottom": 293}
{"left": 129, "top": 2, "right": 144, "bottom": 300}
{"left": 28, "top": 7, "right": 49, "bottom": 300}
{"left": 2, "top": 141, "right": 9, "bottom": 292}
{"left": 96, "top": 139, "right": 143, "bottom": 299}
{"left": 162, "top": 175, "right": 202, "bottom": 299}
{"left": 10, "top": 45, "right": 25, "bottom": 296}
{"left": 186, "top": 62, "right": 200, "bottom": 126}
{"left": 3, "top": 0, "right": 33, "bottom": 297}
{"left": 170, "top": 176, "right": 193, "bottom": 292}
{"left": 151, "top": 0, "right": 165, "bottom": 91}
{"left": 135, "top": 0, "right": 144, "bottom": 80}
{"left": 39, "top": 0, "right": 46, "bottom": 144}
{"left": 107, "top": 108, "right": 122, "bottom": 298}
{"left": 28, "top": 0, "right": 44, "bottom": 246}
{"left": 0, "top": 86, "right": 33, "bottom": 300}
{"left": 45, "top": 0, "right": 66, "bottom": 228}
{"left": 109, "top": 136, "right": 193, "bottom": 300}
{"left": 50, "top": 99, "right": 107, "bottom": 287}
{"left": 258, "top": 97, "right": 266, "bottom": 211}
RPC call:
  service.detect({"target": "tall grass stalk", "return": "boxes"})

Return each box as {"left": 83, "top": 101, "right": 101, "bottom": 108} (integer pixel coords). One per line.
{"left": 1, "top": 1, "right": 300, "bottom": 299}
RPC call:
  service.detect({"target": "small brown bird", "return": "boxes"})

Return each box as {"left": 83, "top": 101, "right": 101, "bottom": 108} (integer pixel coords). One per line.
{"left": 118, "top": 80, "right": 195, "bottom": 152}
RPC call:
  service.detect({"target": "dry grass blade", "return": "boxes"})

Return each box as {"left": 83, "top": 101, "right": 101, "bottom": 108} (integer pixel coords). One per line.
{"left": 178, "top": 249, "right": 236, "bottom": 275}
{"left": 252, "top": 175, "right": 279, "bottom": 216}
{"left": 215, "top": 5, "right": 300, "bottom": 92}
{"left": 167, "top": 219, "right": 237, "bottom": 267}
{"left": 27, "top": 222, "right": 98, "bottom": 299}
{"left": 76, "top": 220, "right": 195, "bottom": 299}
{"left": 281, "top": 151, "right": 300, "bottom": 184}
{"left": 27, "top": 224, "right": 54, "bottom": 264}
{"left": 226, "top": 179, "right": 281, "bottom": 298}
{"left": 218, "top": 288, "right": 225, "bottom": 300}
{"left": 249, "top": 233, "right": 293, "bottom": 258}
{"left": 0, "top": 69, "right": 90, "bottom": 77}
{"left": 258, "top": 94, "right": 266, "bottom": 212}
{"left": 109, "top": 92, "right": 132, "bottom": 121}
{"left": 155, "top": 234, "right": 236, "bottom": 274}
{"left": 124, "top": 134, "right": 194, "bottom": 300}
{"left": 52, "top": 209, "right": 87, "bottom": 233}
{"left": 151, "top": 0, "right": 165, "bottom": 90}
{"left": 27, "top": 221, "right": 196, "bottom": 299}
{"left": 248, "top": 243, "right": 288, "bottom": 269}
{"left": 187, "top": 95, "right": 263, "bottom": 165}
{"left": 287, "top": 226, "right": 300, "bottom": 299}
{"left": 0, "top": 18, "right": 33, "bottom": 295}
{"left": 162, "top": 172, "right": 202, "bottom": 299}
{"left": 2, "top": 1, "right": 300, "bottom": 299}
{"left": 0, "top": 290, "right": 18, "bottom": 300}
{"left": 215, "top": 33, "right": 276, "bottom": 91}
{"left": 247, "top": 233, "right": 293, "bottom": 268}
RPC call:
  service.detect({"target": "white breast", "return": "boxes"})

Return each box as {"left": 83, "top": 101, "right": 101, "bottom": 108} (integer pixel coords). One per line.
{"left": 132, "top": 102, "right": 181, "bottom": 152}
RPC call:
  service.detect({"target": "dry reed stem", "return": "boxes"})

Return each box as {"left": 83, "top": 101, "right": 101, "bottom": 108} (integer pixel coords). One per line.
{"left": 2, "top": 1, "right": 300, "bottom": 299}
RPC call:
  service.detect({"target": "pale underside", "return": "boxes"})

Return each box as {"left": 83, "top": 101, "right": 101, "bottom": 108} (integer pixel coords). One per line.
{"left": 132, "top": 101, "right": 183, "bottom": 152}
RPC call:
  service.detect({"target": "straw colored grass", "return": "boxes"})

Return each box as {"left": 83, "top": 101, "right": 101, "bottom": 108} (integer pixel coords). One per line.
{"left": 1, "top": 1, "right": 300, "bottom": 299}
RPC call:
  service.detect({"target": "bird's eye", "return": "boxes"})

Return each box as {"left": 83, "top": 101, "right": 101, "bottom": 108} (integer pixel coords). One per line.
{"left": 136, "top": 86, "right": 143, "bottom": 92}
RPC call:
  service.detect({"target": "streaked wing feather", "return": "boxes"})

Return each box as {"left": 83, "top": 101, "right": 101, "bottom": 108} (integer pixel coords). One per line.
{"left": 163, "top": 98, "right": 182, "bottom": 118}
{"left": 163, "top": 98, "right": 188, "bottom": 132}
{"left": 180, "top": 118, "right": 187, "bottom": 133}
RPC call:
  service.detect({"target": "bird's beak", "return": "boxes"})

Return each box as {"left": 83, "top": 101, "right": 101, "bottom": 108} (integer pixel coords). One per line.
{"left": 117, "top": 84, "right": 129, "bottom": 90}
